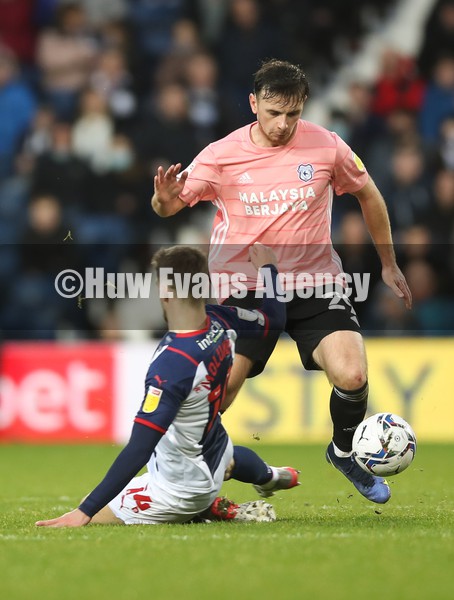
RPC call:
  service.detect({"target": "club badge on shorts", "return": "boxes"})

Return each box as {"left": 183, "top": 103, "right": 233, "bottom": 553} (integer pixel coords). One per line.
{"left": 297, "top": 164, "right": 314, "bottom": 182}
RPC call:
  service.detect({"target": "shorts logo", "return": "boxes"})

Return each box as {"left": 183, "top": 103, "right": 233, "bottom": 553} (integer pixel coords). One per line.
{"left": 143, "top": 385, "right": 163, "bottom": 413}
{"left": 297, "top": 164, "right": 314, "bottom": 182}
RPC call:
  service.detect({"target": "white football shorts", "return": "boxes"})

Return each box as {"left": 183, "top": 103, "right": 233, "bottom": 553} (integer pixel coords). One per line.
{"left": 108, "top": 438, "right": 233, "bottom": 524}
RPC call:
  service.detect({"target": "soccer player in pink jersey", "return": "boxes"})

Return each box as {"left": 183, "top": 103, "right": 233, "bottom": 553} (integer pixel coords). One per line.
{"left": 151, "top": 59, "right": 412, "bottom": 504}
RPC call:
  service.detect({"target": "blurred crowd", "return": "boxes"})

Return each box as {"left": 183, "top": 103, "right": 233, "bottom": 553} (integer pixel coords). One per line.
{"left": 0, "top": 0, "right": 453, "bottom": 339}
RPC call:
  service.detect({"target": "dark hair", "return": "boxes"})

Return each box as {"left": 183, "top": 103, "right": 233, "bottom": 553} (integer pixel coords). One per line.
{"left": 253, "top": 59, "right": 309, "bottom": 105}
{"left": 152, "top": 245, "right": 209, "bottom": 303}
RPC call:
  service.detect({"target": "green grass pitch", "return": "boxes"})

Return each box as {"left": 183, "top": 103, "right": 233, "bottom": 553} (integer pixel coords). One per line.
{"left": 1, "top": 444, "right": 453, "bottom": 600}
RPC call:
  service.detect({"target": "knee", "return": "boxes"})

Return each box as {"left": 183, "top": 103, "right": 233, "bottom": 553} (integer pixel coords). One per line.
{"left": 332, "top": 368, "right": 367, "bottom": 391}
{"left": 224, "top": 459, "right": 235, "bottom": 481}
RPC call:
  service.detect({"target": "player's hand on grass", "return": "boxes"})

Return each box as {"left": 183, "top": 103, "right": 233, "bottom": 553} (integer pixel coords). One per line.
{"left": 35, "top": 508, "right": 91, "bottom": 528}
{"left": 154, "top": 163, "right": 188, "bottom": 203}
{"left": 249, "top": 243, "right": 278, "bottom": 270}
{"left": 382, "top": 265, "right": 412, "bottom": 309}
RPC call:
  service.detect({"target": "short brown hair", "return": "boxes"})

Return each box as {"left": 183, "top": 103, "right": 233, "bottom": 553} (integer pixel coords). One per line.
{"left": 151, "top": 245, "right": 209, "bottom": 303}
{"left": 253, "top": 59, "right": 309, "bottom": 105}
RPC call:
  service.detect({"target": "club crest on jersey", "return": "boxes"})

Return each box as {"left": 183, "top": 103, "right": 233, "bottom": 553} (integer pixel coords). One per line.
{"left": 297, "top": 164, "right": 314, "bottom": 182}
{"left": 143, "top": 385, "right": 163, "bottom": 413}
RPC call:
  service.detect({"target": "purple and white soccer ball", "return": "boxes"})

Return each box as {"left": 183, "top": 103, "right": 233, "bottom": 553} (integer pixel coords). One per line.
{"left": 352, "top": 413, "right": 417, "bottom": 476}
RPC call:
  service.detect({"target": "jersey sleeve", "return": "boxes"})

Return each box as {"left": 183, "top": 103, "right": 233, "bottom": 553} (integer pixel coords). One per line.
{"left": 208, "top": 265, "right": 285, "bottom": 337}
{"left": 332, "top": 132, "right": 369, "bottom": 196}
{"left": 179, "top": 145, "right": 221, "bottom": 207}
{"left": 134, "top": 351, "right": 196, "bottom": 433}
{"left": 209, "top": 304, "right": 270, "bottom": 338}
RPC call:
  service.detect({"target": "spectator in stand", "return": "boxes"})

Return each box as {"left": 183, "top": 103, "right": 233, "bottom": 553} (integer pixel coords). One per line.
{"left": 366, "top": 212, "right": 453, "bottom": 334}
{"left": 264, "top": 0, "right": 339, "bottom": 73}
{"left": 398, "top": 223, "right": 436, "bottom": 265}
{"left": 403, "top": 258, "right": 454, "bottom": 334}
{"left": 97, "top": 18, "right": 132, "bottom": 55}
{"left": 2, "top": 194, "right": 70, "bottom": 339}
{"left": 90, "top": 48, "right": 137, "bottom": 129}
{"left": 371, "top": 49, "right": 425, "bottom": 118}
{"left": 71, "top": 88, "right": 114, "bottom": 173}
{"left": 396, "top": 224, "right": 450, "bottom": 298}
{"left": 133, "top": 82, "right": 203, "bottom": 235}
{"left": 20, "top": 194, "right": 69, "bottom": 273}
{"left": 422, "top": 169, "right": 454, "bottom": 243}
{"left": 366, "top": 108, "right": 422, "bottom": 190}
{"left": 419, "top": 55, "right": 454, "bottom": 144}
{"left": 216, "top": 0, "right": 287, "bottom": 129}
{"left": 21, "top": 105, "right": 55, "bottom": 159}
{"left": 134, "top": 82, "right": 198, "bottom": 168}
{"left": 153, "top": 18, "right": 204, "bottom": 89}
{"left": 262, "top": 0, "right": 386, "bottom": 82}
{"left": 59, "top": 0, "right": 127, "bottom": 29}
{"left": 184, "top": 51, "right": 225, "bottom": 146}
{"left": 71, "top": 127, "right": 135, "bottom": 256}
{"left": 82, "top": 132, "right": 146, "bottom": 226}
{"left": 36, "top": 2, "right": 98, "bottom": 120}
{"left": 383, "top": 144, "right": 431, "bottom": 232}
{"left": 0, "top": 46, "right": 36, "bottom": 180}
{"left": 329, "top": 82, "right": 384, "bottom": 168}
{"left": 418, "top": 0, "right": 454, "bottom": 78}
{"left": 31, "top": 120, "right": 91, "bottom": 217}
{"left": 127, "top": 0, "right": 185, "bottom": 77}
{"left": 0, "top": 0, "right": 37, "bottom": 65}
{"left": 438, "top": 115, "right": 454, "bottom": 170}
{"left": 365, "top": 282, "right": 420, "bottom": 336}
{"left": 183, "top": 0, "right": 229, "bottom": 47}
{"left": 94, "top": 19, "right": 144, "bottom": 101}
{"left": 333, "top": 211, "right": 382, "bottom": 323}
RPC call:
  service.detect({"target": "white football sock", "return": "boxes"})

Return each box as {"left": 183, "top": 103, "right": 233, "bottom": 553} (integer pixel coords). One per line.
{"left": 333, "top": 442, "right": 352, "bottom": 458}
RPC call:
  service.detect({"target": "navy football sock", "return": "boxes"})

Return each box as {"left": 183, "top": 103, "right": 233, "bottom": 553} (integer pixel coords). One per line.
{"left": 231, "top": 446, "right": 273, "bottom": 485}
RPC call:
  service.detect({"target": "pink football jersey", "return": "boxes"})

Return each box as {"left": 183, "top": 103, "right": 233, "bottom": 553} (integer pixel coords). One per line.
{"left": 179, "top": 119, "right": 369, "bottom": 299}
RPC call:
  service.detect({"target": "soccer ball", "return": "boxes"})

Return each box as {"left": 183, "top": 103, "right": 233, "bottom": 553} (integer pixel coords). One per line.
{"left": 352, "top": 413, "right": 416, "bottom": 476}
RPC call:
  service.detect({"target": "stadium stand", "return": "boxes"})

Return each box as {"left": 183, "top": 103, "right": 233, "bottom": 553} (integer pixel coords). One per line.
{"left": 0, "top": 0, "right": 453, "bottom": 339}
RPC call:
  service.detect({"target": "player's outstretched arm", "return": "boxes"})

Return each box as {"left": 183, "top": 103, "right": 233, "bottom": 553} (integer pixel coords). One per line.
{"left": 354, "top": 177, "right": 412, "bottom": 309}
{"left": 151, "top": 163, "right": 188, "bottom": 217}
{"left": 35, "top": 423, "right": 163, "bottom": 528}
{"left": 36, "top": 508, "right": 91, "bottom": 528}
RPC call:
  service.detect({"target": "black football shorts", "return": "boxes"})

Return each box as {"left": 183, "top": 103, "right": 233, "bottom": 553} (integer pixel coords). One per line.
{"left": 223, "top": 286, "right": 362, "bottom": 376}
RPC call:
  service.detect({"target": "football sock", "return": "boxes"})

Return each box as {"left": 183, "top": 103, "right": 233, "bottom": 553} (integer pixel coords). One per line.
{"left": 231, "top": 446, "right": 273, "bottom": 485}
{"left": 330, "top": 381, "right": 368, "bottom": 453}
{"left": 332, "top": 443, "right": 352, "bottom": 458}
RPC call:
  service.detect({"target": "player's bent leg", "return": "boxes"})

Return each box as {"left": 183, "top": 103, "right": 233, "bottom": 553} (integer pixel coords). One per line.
{"left": 312, "top": 331, "right": 390, "bottom": 504}
{"left": 79, "top": 495, "right": 124, "bottom": 525}
{"left": 227, "top": 446, "right": 301, "bottom": 498}
{"left": 312, "top": 330, "right": 367, "bottom": 390}
{"left": 90, "top": 505, "right": 124, "bottom": 525}
{"left": 313, "top": 330, "right": 369, "bottom": 453}
{"left": 221, "top": 353, "right": 253, "bottom": 412}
